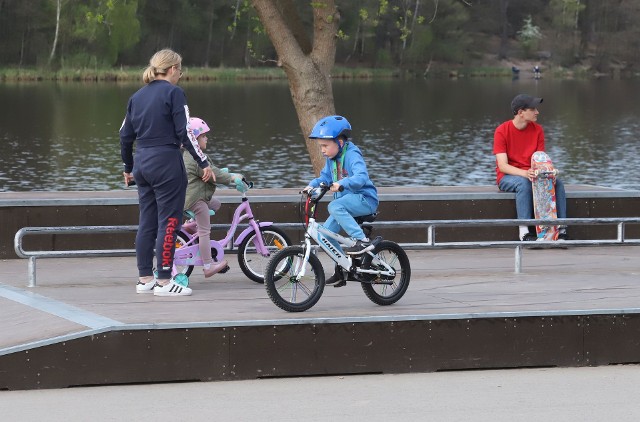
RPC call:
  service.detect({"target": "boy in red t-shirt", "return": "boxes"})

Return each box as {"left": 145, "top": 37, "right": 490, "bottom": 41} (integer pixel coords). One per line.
{"left": 493, "top": 94, "right": 568, "bottom": 241}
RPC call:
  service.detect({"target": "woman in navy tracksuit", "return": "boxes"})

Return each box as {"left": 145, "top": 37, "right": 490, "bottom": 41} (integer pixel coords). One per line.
{"left": 120, "top": 49, "right": 213, "bottom": 297}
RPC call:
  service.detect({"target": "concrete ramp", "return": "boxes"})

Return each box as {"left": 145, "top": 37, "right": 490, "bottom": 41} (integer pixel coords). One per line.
{"left": 1, "top": 247, "right": 639, "bottom": 390}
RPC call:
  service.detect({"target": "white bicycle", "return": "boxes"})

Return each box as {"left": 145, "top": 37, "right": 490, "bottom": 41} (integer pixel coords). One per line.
{"left": 264, "top": 183, "right": 411, "bottom": 312}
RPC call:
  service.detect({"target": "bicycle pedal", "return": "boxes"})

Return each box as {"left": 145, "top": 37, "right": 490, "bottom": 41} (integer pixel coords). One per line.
{"left": 220, "top": 265, "right": 230, "bottom": 274}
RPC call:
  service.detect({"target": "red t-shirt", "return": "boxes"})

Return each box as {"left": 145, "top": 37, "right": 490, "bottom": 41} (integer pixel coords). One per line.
{"left": 493, "top": 120, "right": 545, "bottom": 184}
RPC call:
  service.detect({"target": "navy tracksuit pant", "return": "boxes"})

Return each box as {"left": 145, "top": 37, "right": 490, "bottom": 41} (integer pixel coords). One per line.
{"left": 133, "top": 145, "right": 187, "bottom": 280}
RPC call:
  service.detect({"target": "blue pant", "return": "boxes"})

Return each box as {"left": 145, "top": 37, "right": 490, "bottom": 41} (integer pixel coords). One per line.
{"left": 499, "top": 175, "right": 567, "bottom": 219}
{"left": 133, "top": 145, "right": 187, "bottom": 280}
{"left": 323, "top": 193, "right": 376, "bottom": 245}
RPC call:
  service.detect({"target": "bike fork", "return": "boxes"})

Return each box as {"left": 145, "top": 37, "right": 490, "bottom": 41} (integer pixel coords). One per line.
{"left": 295, "top": 237, "right": 313, "bottom": 281}
{"left": 249, "top": 220, "right": 271, "bottom": 256}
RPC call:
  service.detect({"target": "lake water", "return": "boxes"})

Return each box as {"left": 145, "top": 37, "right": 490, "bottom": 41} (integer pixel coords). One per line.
{"left": 1, "top": 77, "right": 639, "bottom": 192}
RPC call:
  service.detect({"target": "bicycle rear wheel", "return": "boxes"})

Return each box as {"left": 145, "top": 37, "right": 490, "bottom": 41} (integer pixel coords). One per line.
{"left": 238, "top": 226, "right": 291, "bottom": 283}
{"left": 264, "top": 246, "right": 325, "bottom": 312}
{"left": 174, "top": 231, "right": 194, "bottom": 277}
{"left": 360, "top": 240, "right": 411, "bottom": 306}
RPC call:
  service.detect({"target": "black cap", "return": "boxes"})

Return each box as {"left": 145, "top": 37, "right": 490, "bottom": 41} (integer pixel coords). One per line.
{"left": 511, "top": 94, "right": 543, "bottom": 115}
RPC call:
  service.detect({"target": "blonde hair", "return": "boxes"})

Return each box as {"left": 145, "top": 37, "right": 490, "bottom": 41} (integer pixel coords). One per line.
{"left": 142, "top": 49, "right": 182, "bottom": 84}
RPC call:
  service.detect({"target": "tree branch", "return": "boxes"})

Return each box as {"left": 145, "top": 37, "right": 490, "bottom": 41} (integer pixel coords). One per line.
{"left": 310, "top": 0, "right": 339, "bottom": 72}
{"left": 251, "top": 0, "right": 306, "bottom": 71}
{"left": 276, "top": 0, "right": 312, "bottom": 54}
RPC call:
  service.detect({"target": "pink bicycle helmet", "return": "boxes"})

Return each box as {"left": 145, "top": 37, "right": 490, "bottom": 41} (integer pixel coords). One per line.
{"left": 189, "top": 117, "right": 211, "bottom": 137}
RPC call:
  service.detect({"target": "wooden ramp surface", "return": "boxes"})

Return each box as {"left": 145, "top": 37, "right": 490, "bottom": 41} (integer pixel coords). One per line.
{"left": 2, "top": 246, "right": 639, "bottom": 352}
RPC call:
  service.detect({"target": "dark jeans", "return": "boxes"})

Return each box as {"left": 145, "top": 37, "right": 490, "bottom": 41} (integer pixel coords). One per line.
{"left": 498, "top": 175, "right": 567, "bottom": 219}
{"left": 133, "top": 145, "right": 187, "bottom": 279}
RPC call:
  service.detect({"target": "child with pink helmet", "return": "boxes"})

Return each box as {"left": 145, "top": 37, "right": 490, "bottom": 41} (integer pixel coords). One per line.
{"left": 184, "top": 117, "right": 244, "bottom": 278}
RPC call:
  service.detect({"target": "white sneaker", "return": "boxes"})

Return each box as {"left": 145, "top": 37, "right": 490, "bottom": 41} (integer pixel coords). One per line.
{"left": 135, "top": 280, "right": 156, "bottom": 294}
{"left": 153, "top": 280, "right": 192, "bottom": 297}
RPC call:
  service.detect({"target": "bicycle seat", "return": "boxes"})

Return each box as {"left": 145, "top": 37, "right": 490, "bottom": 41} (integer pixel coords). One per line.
{"left": 355, "top": 213, "right": 377, "bottom": 224}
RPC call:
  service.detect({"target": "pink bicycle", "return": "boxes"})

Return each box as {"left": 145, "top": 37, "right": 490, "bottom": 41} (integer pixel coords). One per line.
{"left": 173, "top": 179, "right": 291, "bottom": 283}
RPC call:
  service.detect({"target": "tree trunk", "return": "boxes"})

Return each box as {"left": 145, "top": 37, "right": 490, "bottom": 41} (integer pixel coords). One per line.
{"left": 251, "top": 0, "right": 338, "bottom": 175}
{"left": 498, "top": 0, "right": 510, "bottom": 60}
{"left": 48, "top": 0, "right": 61, "bottom": 66}
{"left": 204, "top": 4, "right": 214, "bottom": 68}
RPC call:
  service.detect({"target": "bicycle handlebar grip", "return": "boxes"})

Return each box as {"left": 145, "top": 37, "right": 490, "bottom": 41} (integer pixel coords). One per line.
{"left": 317, "top": 183, "right": 344, "bottom": 192}
{"left": 242, "top": 178, "right": 254, "bottom": 189}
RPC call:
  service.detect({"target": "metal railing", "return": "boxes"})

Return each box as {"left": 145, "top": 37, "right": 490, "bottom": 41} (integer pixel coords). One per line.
{"left": 366, "top": 217, "right": 640, "bottom": 274}
{"left": 14, "top": 218, "right": 640, "bottom": 286}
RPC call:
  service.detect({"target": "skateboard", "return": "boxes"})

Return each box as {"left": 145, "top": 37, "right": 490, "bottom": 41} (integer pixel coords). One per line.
{"left": 531, "top": 151, "right": 559, "bottom": 240}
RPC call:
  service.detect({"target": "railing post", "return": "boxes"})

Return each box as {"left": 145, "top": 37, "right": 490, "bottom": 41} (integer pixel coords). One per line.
{"left": 617, "top": 222, "right": 624, "bottom": 243}
{"left": 515, "top": 245, "right": 522, "bottom": 274}
{"left": 427, "top": 225, "right": 435, "bottom": 246}
{"left": 28, "top": 256, "right": 37, "bottom": 287}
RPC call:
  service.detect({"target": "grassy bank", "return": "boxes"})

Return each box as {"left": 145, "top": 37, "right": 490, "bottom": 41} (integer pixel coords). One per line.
{"left": 0, "top": 66, "right": 401, "bottom": 82}
{"left": 0, "top": 64, "right": 618, "bottom": 82}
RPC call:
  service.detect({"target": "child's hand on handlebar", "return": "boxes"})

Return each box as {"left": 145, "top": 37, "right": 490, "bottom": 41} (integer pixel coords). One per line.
{"left": 329, "top": 182, "right": 343, "bottom": 192}
{"left": 235, "top": 176, "right": 251, "bottom": 193}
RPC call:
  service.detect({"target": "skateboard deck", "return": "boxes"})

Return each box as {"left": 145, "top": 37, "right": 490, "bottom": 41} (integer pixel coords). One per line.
{"left": 531, "top": 151, "right": 559, "bottom": 240}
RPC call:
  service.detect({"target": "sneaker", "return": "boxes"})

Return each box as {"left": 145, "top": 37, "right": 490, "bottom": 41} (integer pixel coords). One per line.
{"left": 521, "top": 233, "right": 538, "bottom": 241}
{"left": 344, "top": 239, "right": 373, "bottom": 255}
{"left": 203, "top": 260, "right": 229, "bottom": 278}
{"left": 135, "top": 280, "right": 156, "bottom": 294}
{"left": 325, "top": 273, "right": 342, "bottom": 285}
{"left": 557, "top": 233, "right": 569, "bottom": 241}
{"left": 153, "top": 280, "right": 192, "bottom": 297}
{"left": 325, "top": 266, "right": 346, "bottom": 287}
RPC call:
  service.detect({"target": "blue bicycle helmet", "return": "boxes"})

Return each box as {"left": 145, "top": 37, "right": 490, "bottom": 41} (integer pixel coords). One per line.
{"left": 309, "top": 115, "right": 352, "bottom": 141}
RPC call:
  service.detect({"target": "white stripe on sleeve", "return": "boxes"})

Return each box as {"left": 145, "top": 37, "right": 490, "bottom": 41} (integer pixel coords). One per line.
{"left": 184, "top": 105, "right": 207, "bottom": 162}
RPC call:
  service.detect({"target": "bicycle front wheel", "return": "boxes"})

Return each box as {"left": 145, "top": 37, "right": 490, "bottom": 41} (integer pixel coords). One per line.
{"left": 238, "top": 226, "right": 291, "bottom": 283}
{"left": 360, "top": 240, "right": 411, "bottom": 306}
{"left": 264, "top": 246, "right": 325, "bottom": 312}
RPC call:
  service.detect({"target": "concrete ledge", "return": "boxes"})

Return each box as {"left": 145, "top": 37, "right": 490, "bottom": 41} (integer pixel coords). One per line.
{"left": 0, "top": 184, "right": 637, "bottom": 206}
{"left": 1, "top": 185, "right": 638, "bottom": 259}
{"left": 3, "top": 311, "right": 640, "bottom": 390}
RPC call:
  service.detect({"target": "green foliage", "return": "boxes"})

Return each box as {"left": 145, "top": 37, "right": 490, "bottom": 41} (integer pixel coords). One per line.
{"left": 548, "top": 0, "right": 586, "bottom": 66}
{"left": 69, "top": 0, "right": 140, "bottom": 67}
{"left": 407, "top": 0, "right": 471, "bottom": 65}
{"left": 517, "top": 15, "right": 542, "bottom": 58}
{"left": 550, "top": 0, "right": 585, "bottom": 30}
{"left": 1, "top": 0, "right": 640, "bottom": 77}
{"left": 405, "top": 25, "right": 434, "bottom": 63}
{"left": 376, "top": 48, "right": 393, "bottom": 67}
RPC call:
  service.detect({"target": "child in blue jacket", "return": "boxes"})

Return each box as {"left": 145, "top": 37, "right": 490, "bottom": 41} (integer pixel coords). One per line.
{"left": 305, "top": 115, "right": 379, "bottom": 284}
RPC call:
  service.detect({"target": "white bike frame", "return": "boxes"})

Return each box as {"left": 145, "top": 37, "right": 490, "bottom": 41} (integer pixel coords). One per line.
{"left": 296, "top": 192, "right": 397, "bottom": 282}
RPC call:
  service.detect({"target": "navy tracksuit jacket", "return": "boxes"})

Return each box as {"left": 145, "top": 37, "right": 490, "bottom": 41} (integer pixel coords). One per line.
{"left": 120, "top": 80, "right": 208, "bottom": 279}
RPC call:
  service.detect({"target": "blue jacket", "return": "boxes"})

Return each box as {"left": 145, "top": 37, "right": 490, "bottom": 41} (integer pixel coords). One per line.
{"left": 309, "top": 141, "right": 378, "bottom": 210}
{"left": 119, "top": 80, "right": 207, "bottom": 173}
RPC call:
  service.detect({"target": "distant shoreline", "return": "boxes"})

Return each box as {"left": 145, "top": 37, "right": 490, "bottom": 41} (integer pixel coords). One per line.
{"left": 0, "top": 66, "right": 399, "bottom": 83}
{"left": 1, "top": 63, "right": 625, "bottom": 83}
